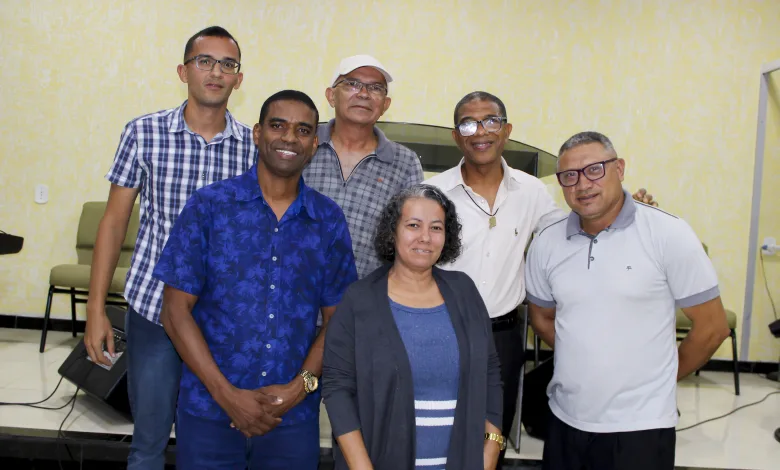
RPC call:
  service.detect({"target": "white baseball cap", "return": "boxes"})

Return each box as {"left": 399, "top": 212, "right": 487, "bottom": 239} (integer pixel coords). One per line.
{"left": 330, "top": 54, "right": 393, "bottom": 86}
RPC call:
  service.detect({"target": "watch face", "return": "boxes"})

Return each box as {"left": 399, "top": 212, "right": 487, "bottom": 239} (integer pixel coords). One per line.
{"left": 309, "top": 375, "right": 319, "bottom": 391}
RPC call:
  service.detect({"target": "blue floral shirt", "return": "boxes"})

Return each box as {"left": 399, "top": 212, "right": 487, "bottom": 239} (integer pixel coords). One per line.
{"left": 153, "top": 164, "right": 357, "bottom": 424}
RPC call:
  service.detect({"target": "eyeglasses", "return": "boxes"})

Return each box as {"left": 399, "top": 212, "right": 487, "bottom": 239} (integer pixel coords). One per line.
{"left": 332, "top": 78, "right": 388, "bottom": 97}
{"left": 556, "top": 158, "right": 618, "bottom": 187}
{"left": 456, "top": 117, "right": 507, "bottom": 137}
{"left": 183, "top": 55, "right": 241, "bottom": 75}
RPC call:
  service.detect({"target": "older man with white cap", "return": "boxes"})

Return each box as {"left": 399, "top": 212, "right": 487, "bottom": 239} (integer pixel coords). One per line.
{"left": 304, "top": 54, "right": 424, "bottom": 279}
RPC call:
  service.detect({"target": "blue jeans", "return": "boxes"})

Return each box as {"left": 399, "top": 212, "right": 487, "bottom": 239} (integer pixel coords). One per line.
{"left": 175, "top": 410, "right": 320, "bottom": 469}
{"left": 126, "top": 307, "right": 182, "bottom": 469}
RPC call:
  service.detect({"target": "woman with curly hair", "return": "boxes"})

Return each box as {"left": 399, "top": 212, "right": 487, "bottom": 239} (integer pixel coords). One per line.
{"left": 322, "top": 184, "right": 504, "bottom": 470}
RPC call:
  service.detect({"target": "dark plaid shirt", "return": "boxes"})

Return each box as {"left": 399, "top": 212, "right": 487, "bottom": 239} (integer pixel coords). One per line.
{"left": 303, "top": 120, "right": 424, "bottom": 278}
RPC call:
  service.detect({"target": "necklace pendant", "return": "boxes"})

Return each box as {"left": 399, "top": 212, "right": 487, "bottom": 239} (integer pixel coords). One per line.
{"left": 489, "top": 216, "right": 496, "bottom": 229}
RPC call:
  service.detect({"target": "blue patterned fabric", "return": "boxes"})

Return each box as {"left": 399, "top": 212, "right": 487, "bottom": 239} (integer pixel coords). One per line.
{"left": 153, "top": 164, "right": 357, "bottom": 424}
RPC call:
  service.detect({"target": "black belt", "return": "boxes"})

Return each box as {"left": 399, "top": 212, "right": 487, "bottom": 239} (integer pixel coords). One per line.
{"left": 491, "top": 309, "right": 519, "bottom": 332}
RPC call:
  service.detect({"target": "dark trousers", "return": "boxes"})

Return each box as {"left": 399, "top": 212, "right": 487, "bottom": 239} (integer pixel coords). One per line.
{"left": 492, "top": 311, "right": 526, "bottom": 466}
{"left": 175, "top": 411, "right": 320, "bottom": 470}
{"left": 543, "top": 412, "right": 675, "bottom": 470}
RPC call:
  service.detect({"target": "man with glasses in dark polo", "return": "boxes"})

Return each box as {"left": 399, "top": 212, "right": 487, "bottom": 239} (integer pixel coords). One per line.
{"left": 303, "top": 55, "right": 424, "bottom": 280}
{"left": 84, "top": 26, "right": 256, "bottom": 469}
{"left": 426, "top": 91, "right": 656, "bottom": 467}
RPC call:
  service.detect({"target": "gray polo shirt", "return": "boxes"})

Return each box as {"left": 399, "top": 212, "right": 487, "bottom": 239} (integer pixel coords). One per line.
{"left": 303, "top": 120, "right": 423, "bottom": 278}
{"left": 525, "top": 190, "right": 719, "bottom": 433}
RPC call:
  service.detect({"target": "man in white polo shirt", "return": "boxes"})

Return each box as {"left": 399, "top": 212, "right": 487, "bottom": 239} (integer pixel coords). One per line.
{"left": 525, "top": 131, "right": 730, "bottom": 470}
{"left": 426, "top": 93, "right": 656, "bottom": 466}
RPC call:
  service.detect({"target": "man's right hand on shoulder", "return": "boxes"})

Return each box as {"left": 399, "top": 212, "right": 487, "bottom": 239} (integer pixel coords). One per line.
{"left": 84, "top": 303, "right": 115, "bottom": 367}
{"left": 217, "top": 386, "right": 283, "bottom": 438}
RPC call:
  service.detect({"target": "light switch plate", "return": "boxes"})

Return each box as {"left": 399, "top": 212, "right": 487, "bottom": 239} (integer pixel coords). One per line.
{"left": 34, "top": 184, "right": 48, "bottom": 204}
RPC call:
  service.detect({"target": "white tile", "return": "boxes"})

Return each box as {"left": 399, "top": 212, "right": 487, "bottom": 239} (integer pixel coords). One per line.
{"left": 2, "top": 328, "right": 779, "bottom": 469}
{"left": 675, "top": 371, "right": 780, "bottom": 469}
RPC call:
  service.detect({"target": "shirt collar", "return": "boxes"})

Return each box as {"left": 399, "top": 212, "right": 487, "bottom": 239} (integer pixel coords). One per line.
{"left": 316, "top": 119, "right": 394, "bottom": 163}
{"left": 565, "top": 189, "right": 636, "bottom": 238}
{"left": 234, "top": 164, "right": 318, "bottom": 220}
{"left": 439, "top": 157, "right": 520, "bottom": 192}
{"left": 168, "top": 100, "right": 244, "bottom": 142}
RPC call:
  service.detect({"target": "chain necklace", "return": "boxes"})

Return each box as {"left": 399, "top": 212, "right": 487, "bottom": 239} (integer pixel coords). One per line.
{"left": 462, "top": 186, "right": 499, "bottom": 229}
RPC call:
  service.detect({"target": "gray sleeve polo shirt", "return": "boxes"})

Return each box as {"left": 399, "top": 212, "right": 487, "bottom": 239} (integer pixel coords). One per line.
{"left": 524, "top": 193, "right": 720, "bottom": 433}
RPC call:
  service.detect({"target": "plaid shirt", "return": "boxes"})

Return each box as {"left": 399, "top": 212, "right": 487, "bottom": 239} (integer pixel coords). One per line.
{"left": 106, "top": 101, "right": 256, "bottom": 324}
{"left": 303, "top": 120, "right": 424, "bottom": 278}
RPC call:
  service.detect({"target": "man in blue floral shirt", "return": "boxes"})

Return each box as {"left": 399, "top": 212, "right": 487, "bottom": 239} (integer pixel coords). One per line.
{"left": 153, "top": 90, "right": 357, "bottom": 469}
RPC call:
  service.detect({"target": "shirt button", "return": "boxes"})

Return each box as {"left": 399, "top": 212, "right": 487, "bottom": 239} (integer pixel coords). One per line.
{"left": 266, "top": 344, "right": 271, "bottom": 349}
{"left": 590, "top": 256, "right": 595, "bottom": 261}
{"left": 261, "top": 372, "right": 267, "bottom": 377}
{"left": 482, "top": 281, "right": 486, "bottom": 285}
{"left": 272, "top": 256, "right": 277, "bottom": 262}
{"left": 270, "top": 284, "right": 275, "bottom": 290}
{"left": 201, "top": 172, "right": 206, "bottom": 180}
{"left": 486, "top": 252, "right": 490, "bottom": 258}
{"left": 269, "top": 314, "right": 274, "bottom": 319}
{"left": 593, "top": 239, "right": 598, "bottom": 244}
{"left": 274, "top": 228, "right": 279, "bottom": 233}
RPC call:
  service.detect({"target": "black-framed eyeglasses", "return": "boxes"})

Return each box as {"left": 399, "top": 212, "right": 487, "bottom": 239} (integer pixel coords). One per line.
{"left": 332, "top": 78, "right": 388, "bottom": 97}
{"left": 456, "top": 117, "right": 507, "bottom": 137}
{"left": 184, "top": 55, "right": 241, "bottom": 75}
{"left": 556, "top": 158, "right": 618, "bottom": 187}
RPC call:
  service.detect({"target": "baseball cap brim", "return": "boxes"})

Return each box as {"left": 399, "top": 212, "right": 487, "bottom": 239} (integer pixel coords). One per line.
{"left": 330, "top": 54, "right": 393, "bottom": 86}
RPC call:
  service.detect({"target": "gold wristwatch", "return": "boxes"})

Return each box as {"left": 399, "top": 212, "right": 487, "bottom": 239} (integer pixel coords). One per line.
{"left": 298, "top": 369, "right": 319, "bottom": 394}
{"left": 485, "top": 432, "right": 506, "bottom": 450}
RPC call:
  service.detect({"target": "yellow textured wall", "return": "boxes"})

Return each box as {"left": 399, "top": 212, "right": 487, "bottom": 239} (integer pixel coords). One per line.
{"left": 1, "top": 0, "right": 779, "bottom": 361}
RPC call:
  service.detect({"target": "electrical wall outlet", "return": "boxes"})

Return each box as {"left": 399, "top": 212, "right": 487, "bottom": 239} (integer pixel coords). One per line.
{"left": 762, "top": 237, "right": 777, "bottom": 256}
{"left": 34, "top": 184, "right": 48, "bottom": 204}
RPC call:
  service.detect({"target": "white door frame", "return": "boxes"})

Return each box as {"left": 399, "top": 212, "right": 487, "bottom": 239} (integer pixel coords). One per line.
{"left": 741, "top": 59, "right": 780, "bottom": 358}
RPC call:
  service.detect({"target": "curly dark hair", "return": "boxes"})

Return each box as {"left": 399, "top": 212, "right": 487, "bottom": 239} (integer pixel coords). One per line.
{"left": 374, "top": 184, "right": 462, "bottom": 265}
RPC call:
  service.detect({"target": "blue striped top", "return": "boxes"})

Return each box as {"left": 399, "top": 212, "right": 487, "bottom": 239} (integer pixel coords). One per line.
{"left": 390, "top": 298, "right": 460, "bottom": 470}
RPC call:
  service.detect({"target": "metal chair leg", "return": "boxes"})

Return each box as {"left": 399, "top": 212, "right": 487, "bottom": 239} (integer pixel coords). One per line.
{"left": 70, "top": 288, "right": 78, "bottom": 337}
{"left": 731, "top": 329, "right": 740, "bottom": 395}
{"left": 39, "top": 285, "right": 54, "bottom": 353}
{"left": 534, "top": 334, "right": 540, "bottom": 367}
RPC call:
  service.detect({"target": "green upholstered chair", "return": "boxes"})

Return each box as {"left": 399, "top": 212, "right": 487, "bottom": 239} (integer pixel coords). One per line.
{"left": 39, "top": 202, "right": 139, "bottom": 352}
{"left": 676, "top": 308, "right": 740, "bottom": 395}
{"left": 675, "top": 243, "right": 740, "bottom": 395}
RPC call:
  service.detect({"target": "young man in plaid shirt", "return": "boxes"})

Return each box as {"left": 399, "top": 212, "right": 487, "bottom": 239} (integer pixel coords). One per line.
{"left": 83, "top": 26, "right": 256, "bottom": 469}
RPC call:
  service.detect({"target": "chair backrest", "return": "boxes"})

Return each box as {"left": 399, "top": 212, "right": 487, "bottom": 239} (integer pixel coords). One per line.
{"left": 76, "top": 202, "right": 140, "bottom": 267}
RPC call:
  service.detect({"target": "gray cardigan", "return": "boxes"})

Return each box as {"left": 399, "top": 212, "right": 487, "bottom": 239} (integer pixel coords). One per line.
{"left": 322, "top": 264, "right": 503, "bottom": 470}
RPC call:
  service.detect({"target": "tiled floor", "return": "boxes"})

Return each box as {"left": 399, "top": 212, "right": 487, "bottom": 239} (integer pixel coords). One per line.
{"left": 1, "top": 328, "right": 779, "bottom": 469}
